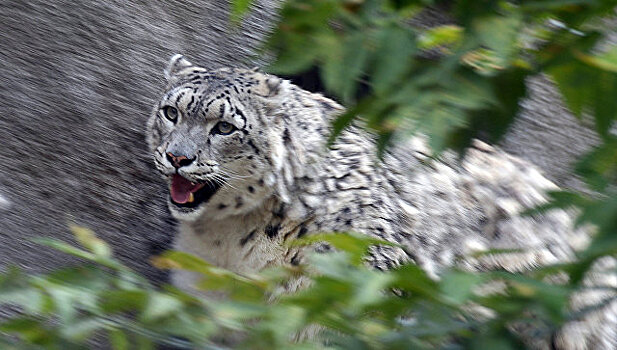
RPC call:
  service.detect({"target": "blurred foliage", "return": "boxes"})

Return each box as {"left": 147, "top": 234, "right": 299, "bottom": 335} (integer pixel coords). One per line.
{"left": 0, "top": 228, "right": 596, "bottom": 349}
{"left": 2, "top": 0, "right": 617, "bottom": 349}
{"left": 263, "top": 0, "right": 617, "bottom": 154}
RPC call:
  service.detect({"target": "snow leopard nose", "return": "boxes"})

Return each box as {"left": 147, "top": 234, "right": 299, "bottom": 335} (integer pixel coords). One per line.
{"left": 166, "top": 152, "right": 195, "bottom": 169}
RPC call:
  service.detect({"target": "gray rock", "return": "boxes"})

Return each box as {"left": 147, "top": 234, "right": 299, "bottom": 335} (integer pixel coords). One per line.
{"left": 0, "top": 191, "right": 11, "bottom": 211}
{"left": 501, "top": 75, "right": 598, "bottom": 193}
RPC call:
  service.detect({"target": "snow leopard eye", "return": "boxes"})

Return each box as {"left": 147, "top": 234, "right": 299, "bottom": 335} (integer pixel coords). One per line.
{"left": 212, "top": 121, "right": 236, "bottom": 135}
{"left": 161, "top": 106, "right": 179, "bottom": 123}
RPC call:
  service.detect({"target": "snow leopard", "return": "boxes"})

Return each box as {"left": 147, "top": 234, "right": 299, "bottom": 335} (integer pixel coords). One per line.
{"left": 146, "top": 54, "right": 616, "bottom": 349}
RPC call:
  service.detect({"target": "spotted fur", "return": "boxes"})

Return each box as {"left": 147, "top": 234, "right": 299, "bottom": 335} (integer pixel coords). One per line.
{"left": 146, "top": 55, "right": 616, "bottom": 349}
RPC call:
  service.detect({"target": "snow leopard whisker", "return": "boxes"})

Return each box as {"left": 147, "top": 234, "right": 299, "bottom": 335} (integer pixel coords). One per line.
{"left": 218, "top": 168, "right": 252, "bottom": 179}
{"left": 203, "top": 177, "right": 218, "bottom": 189}
{"left": 210, "top": 174, "right": 239, "bottom": 191}
{"left": 218, "top": 165, "right": 252, "bottom": 175}
{"left": 215, "top": 171, "right": 252, "bottom": 184}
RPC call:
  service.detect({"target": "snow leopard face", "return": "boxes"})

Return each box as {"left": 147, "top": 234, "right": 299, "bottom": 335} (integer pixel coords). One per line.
{"left": 146, "top": 55, "right": 286, "bottom": 222}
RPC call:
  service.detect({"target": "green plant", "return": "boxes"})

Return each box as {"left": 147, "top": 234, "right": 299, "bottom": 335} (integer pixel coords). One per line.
{"left": 0, "top": 227, "right": 599, "bottom": 349}
{"left": 259, "top": 0, "right": 617, "bottom": 154}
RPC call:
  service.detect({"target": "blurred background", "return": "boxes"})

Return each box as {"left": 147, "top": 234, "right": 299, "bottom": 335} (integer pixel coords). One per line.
{"left": 0, "top": 0, "right": 605, "bottom": 292}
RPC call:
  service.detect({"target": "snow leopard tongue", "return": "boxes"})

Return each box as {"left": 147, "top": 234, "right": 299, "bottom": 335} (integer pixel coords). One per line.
{"left": 170, "top": 174, "right": 204, "bottom": 204}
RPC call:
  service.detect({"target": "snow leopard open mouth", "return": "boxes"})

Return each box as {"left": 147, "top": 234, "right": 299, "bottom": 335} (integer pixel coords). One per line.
{"left": 169, "top": 174, "right": 221, "bottom": 209}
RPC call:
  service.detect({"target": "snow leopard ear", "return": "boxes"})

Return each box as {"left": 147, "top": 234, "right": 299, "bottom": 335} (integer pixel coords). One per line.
{"left": 254, "top": 75, "right": 287, "bottom": 98}
{"left": 164, "top": 54, "right": 194, "bottom": 81}
{"left": 257, "top": 76, "right": 292, "bottom": 118}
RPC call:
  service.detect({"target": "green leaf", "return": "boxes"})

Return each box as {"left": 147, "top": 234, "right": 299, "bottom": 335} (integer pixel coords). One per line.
{"left": 33, "top": 238, "right": 96, "bottom": 261}
{"left": 328, "top": 96, "right": 385, "bottom": 146}
{"left": 303, "top": 251, "right": 356, "bottom": 281}
{"left": 250, "top": 304, "right": 306, "bottom": 344}
{"left": 60, "top": 317, "right": 104, "bottom": 342}
{"left": 0, "top": 268, "right": 47, "bottom": 314}
{"left": 522, "top": 190, "right": 589, "bottom": 217}
{"left": 549, "top": 45, "right": 617, "bottom": 138}
{"left": 267, "top": 31, "right": 322, "bottom": 75}
{"left": 108, "top": 328, "right": 129, "bottom": 350}
{"left": 0, "top": 317, "right": 52, "bottom": 345}
{"left": 578, "top": 194, "right": 617, "bottom": 258}
{"left": 349, "top": 271, "right": 394, "bottom": 310}
{"left": 418, "top": 25, "right": 463, "bottom": 50}
{"left": 401, "top": 100, "right": 467, "bottom": 153}
{"left": 153, "top": 251, "right": 256, "bottom": 285}
{"left": 376, "top": 131, "right": 394, "bottom": 159}
{"left": 230, "top": 0, "right": 253, "bottom": 23}
{"left": 472, "top": 13, "right": 522, "bottom": 67}
{"left": 30, "top": 268, "right": 106, "bottom": 323}
{"left": 476, "top": 67, "right": 528, "bottom": 144}
{"left": 155, "top": 250, "right": 266, "bottom": 301}
{"left": 148, "top": 311, "right": 217, "bottom": 345}
{"left": 371, "top": 24, "right": 416, "bottom": 95}
{"left": 137, "top": 335, "right": 155, "bottom": 350}
{"left": 390, "top": 264, "right": 439, "bottom": 299}
{"left": 575, "top": 137, "right": 617, "bottom": 191}
{"left": 141, "top": 292, "right": 184, "bottom": 322}
{"left": 266, "top": 0, "right": 339, "bottom": 74}
{"left": 0, "top": 287, "right": 45, "bottom": 314}
{"left": 520, "top": 0, "right": 598, "bottom": 11}
{"left": 209, "top": 301, "right": 267, "bottom": 330}
{"left": 321, "top": 31, "right": 371, "bottom": 103}
{"left": 548, "top": 60, "right": 596, "bottom": 117}
{"left": 44, "top": 286, "right": 78, "bottom": 323}
{"left": 576, "top": 46, "right": 617, "bottom": 73}
{"left": 33, "top": 237, "right": 124, "bottom": 273}
{"left": 470, "top": 333, "right": 518, "bottom": 350}
{"left": 290, "top": 232, "right": 399, "bottom": 265}
{"left": 387, "top": 0, "right": 433, "bottom": 11}
{"left": 576, "top": 194, "right": 617, "bottom": 231}
{"left": 100, "top": 290, "right": 148, "bottom": 314}
{"left": 269, "top": 48, "right": 319, "bottom": 75}
{"left": 152, "top": 250, "right": 214, "bottom": 274}
{"left": 70, "top": 224, "right": 111, "bottom": 258}
{"left": 44, "top": 266, "right": 110, "bottom": 296}
{"left": 492, "top": 272, "right": 571, "bottom": 322}
{"left": 440, "top": 271, "right": 484, "bottom": 305}
{"left": 591, "top": 70, "right": 617, "bottom": 139}
{"left": 278, "top": 0, "right": 338, "bottom": 28}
